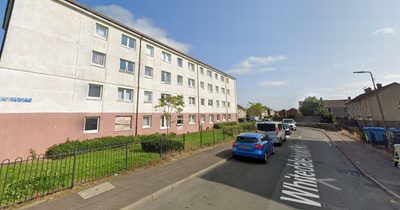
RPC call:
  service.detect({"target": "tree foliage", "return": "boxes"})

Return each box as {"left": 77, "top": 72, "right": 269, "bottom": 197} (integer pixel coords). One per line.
{"left": 154, "top": 95, "right": 185, "bottom": 137}
{"left": 299, "top": 96, "right": 327, "bottom": 116}
{"left": 245, "top": 102, "right": 267, "bottom": 118}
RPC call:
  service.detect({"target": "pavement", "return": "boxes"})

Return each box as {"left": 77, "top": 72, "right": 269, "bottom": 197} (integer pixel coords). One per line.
{"left": 19, "top": 127, "right": 400, "bottom": 210}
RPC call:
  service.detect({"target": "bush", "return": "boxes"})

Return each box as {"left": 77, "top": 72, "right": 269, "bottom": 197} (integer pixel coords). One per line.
{"left": 213, "top": 122, "right": 237, "bottom": 129}
{"left": 141, "top": 139, "right": 184, "bottom": 153}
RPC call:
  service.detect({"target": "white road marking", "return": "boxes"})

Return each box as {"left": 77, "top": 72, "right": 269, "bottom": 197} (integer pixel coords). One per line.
{"left": 325, "top": 139, "right": 332, "bottom": 146}
{"left": 316, "top": 178, "right": 341, "bottom": 190}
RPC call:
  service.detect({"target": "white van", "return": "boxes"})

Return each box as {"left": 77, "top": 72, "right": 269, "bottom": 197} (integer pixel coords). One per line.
{"left": 282, "top": 119, "right": 296, "bottom": 131}
{"left": 255, "top": 121, "right": 286, "bottom": 145}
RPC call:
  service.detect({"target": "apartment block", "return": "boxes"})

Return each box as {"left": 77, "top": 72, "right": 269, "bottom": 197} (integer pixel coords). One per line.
{"left": 0, "top": 0, "right": 237, "bottom": 160}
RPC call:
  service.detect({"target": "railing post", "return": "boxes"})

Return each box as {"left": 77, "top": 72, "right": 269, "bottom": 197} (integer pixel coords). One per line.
{"left": 160, "top": 137, "right": 163, "bottom": 159}
{"left": 213, "top": 130, "right": 215, "bottom": 145}
{"left": 183, "top": 134, "right": 186, "bottom": 152}
{"left": 71, "top": 149, "right": 77, "bottom": 188}
{"left": 126, "top": 142, "right": 128, "bottom": 170}
{"left": 200, "top": 131, "right": 203, "bottom": 148}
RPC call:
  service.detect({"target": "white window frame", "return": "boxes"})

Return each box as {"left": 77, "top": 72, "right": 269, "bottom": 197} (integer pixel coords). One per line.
{"left": 217, "top": 114, "right": 220, "bottom": 122}
{"left": 188, "top": 63, "right": 194, "bottom": 71}
{"left": 146, "top": 45, "right": 154, "bottom": 56}
{"left": 189, "top": 115, "right": 196, "bottom": 124}
{"left": 161, "top": 51, "right": 171, "bottom": 63}
{"left": 201, "top": 115, "right": 205, "bottom": 123}
{"left": 145, "top": 66, "right": 153, "bottom": 78}
{"left": 223, "top": 114, "right": 226, "bottom": 121}
{"left": 119, "top": 59, "right": 134, "bottom": 73}
{"left": 215, "top": 86, "right": 219, "bottom": 93}
{"left": 207, "top": 70, "right": 212, "bottom": 77}
{"left": 161, "top": 71, "right": 171, "bottom": 84}
{"left": 88, "top": 84, "right": 102, "bottom": 100}
{"left": 95, "top": 24, "right": 108, "bottom": 40}
{"left": 160, "top": 115, "right": 171, "bottom": 129}
{"left": 227, "top": 89, "right": 230, "bottom": 95}
{"left": 84, "top": 116, "right": 100, "bottom": 133}
{"left": 209, "top": 115, "right": 214, "bottom": 124}
{"left": 200, "top": 82, "right": 204, "bottom": 90}
{"left": 222, "top": 101, "right": 226, "bottom": 108}
{"left": 161, "top": 93, "right": 171, "bottom": 98}
{"left": 91, "top": 51, "right": 106, "bottom": 67}
{"left": 200, "top": 67, "right": 204, "bottom": 75}
{"left": 201, "top": 98, "right": 205, "bottom": 106}
{"left": 216, "top": 100, "right": 220, "bottom": 108}
{"left": 121, "top": 34, "right": 135, "bottom": 49}
{"left": 177, "top": 75, "right": 183, "bottom": 85}
{"left": 143, "top": 116, "right": 151, "bottom": 128}
{"left": 188, "top": 78, "right": 195, "bottom": 88}
{"left": 208, "top": 99, "right": 213, "bottom": 107}
{"left": 208, "top": 84, "right": 213, "bottom": 93}
{"left": 177, "top": 115, "right": 183, "bottom": 126}
{"left": 144, "top": 91, "right": 152, "bottom": 102}
{"left": 227, "top": 78, "right": 229, "bottom": 83}
{"left": 229, "top": 114, "right": 231, "bottom": 121}
{"left": 118, "top": 88, "right": 133, "bottom": 102}
{"left": 228, "top": 102, "right": 231, "bottom": 108}
{"left": 215, "top": 73, "right": 218, "bottom": 80}
{"left": 221, "top": 88, "right": 225, "bottom": 94}
{"left": 221, "top": 76, "right": 224, "bottom": 82}
{"left": 177, "top": 58, "right": 183, "bottom": 67}
{"left": 189, "top": 97, "right": 195, "bottom": 106}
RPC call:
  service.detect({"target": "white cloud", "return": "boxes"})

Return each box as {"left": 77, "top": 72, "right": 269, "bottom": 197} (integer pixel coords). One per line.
{"left": 372, "top": 27, "right": 396, "bottom": 35}
{"left": 258, "top": 80, "right": 290, "bottom": 87}
{"left": 381, "top": 73, "right": 400, "bottom": 80}
{"left": 226, "top": 56, "right": 287, "bottom": 75}
{"left": 93, "top": 5, "right": 192, "bottom": 53}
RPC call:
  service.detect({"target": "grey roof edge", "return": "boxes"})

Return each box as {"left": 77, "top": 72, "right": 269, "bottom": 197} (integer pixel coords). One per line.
{"left": 62, "top": 0, "right": 236, "bottom": 80}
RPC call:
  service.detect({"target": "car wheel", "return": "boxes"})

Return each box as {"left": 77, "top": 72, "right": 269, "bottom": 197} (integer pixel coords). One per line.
{"left": 262, "top": 151, "right": 268, "bottom": 164}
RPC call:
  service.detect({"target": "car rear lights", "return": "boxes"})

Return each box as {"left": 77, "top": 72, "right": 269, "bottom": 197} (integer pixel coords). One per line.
{"left": 254, "top": 144, "right": 262, "bottom": 149}
{"left": 276, "top": 127, "right": 279, "bottom": 135}
{"left": 232, "top": 142, "right": 237, "bottom": 147}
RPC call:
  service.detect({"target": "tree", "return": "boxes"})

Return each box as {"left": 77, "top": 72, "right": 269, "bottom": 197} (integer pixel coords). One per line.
{"left": 299, "top": 96, "right": 327, "bottom": 116}
{"left": 154, "top": 95, "right": 185, "bottom": 137}
{"left": 246, "top": 102, "right": 267, "bottom": 119}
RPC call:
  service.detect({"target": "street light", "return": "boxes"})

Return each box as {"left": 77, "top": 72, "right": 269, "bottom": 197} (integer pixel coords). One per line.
{"left": 353, "top": 71, "right": 389, "bottom": 144}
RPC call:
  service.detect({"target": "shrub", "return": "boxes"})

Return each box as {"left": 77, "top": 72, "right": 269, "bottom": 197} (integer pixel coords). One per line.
{"left": 141, "top": 139, "right": 184, "bottom": 153}
{"left": 213, "top": 122, "right": 237, "bottom": 129}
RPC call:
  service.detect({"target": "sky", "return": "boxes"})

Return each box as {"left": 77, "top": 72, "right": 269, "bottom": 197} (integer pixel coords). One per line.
{"left": 1, "top": 0, "right": 399, "bottom": 111}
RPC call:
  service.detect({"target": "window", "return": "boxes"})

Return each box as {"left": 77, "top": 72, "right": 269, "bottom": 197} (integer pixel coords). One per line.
{"left": 146, "top": 45, "right": 154, "bottom": 56}
{"left": 119, "top": 59, "right": 134, "bottom": 73}
{"left": 115, "top": 116, "right": 132, "bottom": 131}
{"left": 221, "top": 88, "right": 225, "bottom": 94}
{"left": 161, "top": 93, "right": 171, "bottom": 98}
{"left": 85, "top": 117, "right": 99, "bottom": 133}
{"left": 208, "top": 99, "right": 213, "bottom": 107}
{"left": 188, "top": 63, "right": 194, "bottom": 71}
{"left": 217, "top": 114, "right": 220, "bottom": 122}
{"left": 200, "top": 82, "right": 204, "bottom": 90}
{"left": 189, "top": 97, "right": 195, "bottom": 106}
{"left": 208, "top": 84, "right": 213, "bottom": 93}
{"left": 209, "top": 115, "right": 214, "bottom": 124}
{"left": 207, "top": 70, "right": 212, "bottom": 77}
{"left": 200, "top": 67, "right": 204, "bottom": 74}
{"left": 143, "top": 116, "right": 151, "bottom": 128}
{"left": 222, "top": 101, "right": 226, "bottom": 108}
{"left": 216, "top": 100, "right": 220, "bottom": 107}
{"left": 162, "top": 52, "right": 171, "bottom": 63}
{"left": 177, "top": 58, "right": 183, "bottom": 67}
{"left": 177, "top": 115, "right": 183, "bottom": 126}
{"left": 215, "top": 73, "right": 218, "bottom": 80}
{"left": 92, "top": 51, "right": 105, "bottom": 67}
{"left": 144, "top": 91, "right": 152, "bottom": 102}
{"left": 145, "top": 66, "right": 153, "bottom": 78}
{"left": 189, "top": 115, "right": 196, "bottom": 124}
{"left": 201, "top": 98, "right": 205, "bottom": 106}
{"left": 223, "top": 114, "right": 226, "bottom": 121}
{"left": 177, "top": 75, "right": 183, "bottom": 85}
{"left": 228, "top": 102, "right": 231, "bottom": 108}
{"left": 88, "top": 84, "right": 102, "bottom": 100}
{"left": 121, "top": 35, "right": 135, "bottom": 49}
{"left": 227, "top": 89, "right": 230, "bottom": 95}
{"left": 161, "top": 71, "right": 171, "bottom": 83}
{"left": 221, "top": 76, "right": 224, "bottom": 82}
{"left": 95, "top": 24, "right": 107, "bottom": 39}
{"left": 215, "top": 86, "right": 219, "bottom": 93}
{"left": 188, "top": 79, "right": 195, "bottom": 87}
{"left": 160, "top": 116, "right": 171, "bottom": 128}
{"left": 229, "top": 114, "right": 231, "bottom": 120}
{"left": 201, "top": 115, "right": 205, "bottom": 123}
{"left": 118, "top": 88, "right": 133, "bottom": 102}
{"left": 227, "top": 78, "right": 229, "bottom": 83}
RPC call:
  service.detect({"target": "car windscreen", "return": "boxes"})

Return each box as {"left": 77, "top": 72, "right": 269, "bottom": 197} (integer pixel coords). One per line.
{"left": 283, "top": 119, "right": 294, "bottom": 123}
{"left": 257, "top": 124, "right": 275, "bottom": 131}
{"left": 283, "top": 124, "right": 289, "bottom": 128}
{"left": 236, "top": 137, "right": 258, "bottom": 143}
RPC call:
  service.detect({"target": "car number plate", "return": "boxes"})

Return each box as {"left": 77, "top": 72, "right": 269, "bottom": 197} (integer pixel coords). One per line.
{"left": 241, "top": 145, "right": 251, "bottom": 149}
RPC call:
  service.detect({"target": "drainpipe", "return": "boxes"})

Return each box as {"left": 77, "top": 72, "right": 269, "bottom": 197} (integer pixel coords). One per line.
{"left": 135, "top": 36, "right": 143, "bottom": 136}
{"left": 197, "top": 62, "right": 201, "bottom": 131}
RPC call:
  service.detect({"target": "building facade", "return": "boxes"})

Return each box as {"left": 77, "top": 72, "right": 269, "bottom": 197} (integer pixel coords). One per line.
{"left": 0, "top": 0, "right": 237, "bottom": 160}
{"left": 237, "top": 105, "right": 246, "bottom": 119}
{"left": 345, "top": 83, "right": 400, "bottom": 121}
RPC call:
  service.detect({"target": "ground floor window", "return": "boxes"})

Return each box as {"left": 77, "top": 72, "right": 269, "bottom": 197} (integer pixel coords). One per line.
{"left": 85, "top": 117, "right": 99, "bottom": 133}
{"left": 143, "top": 116, "right": 151, "bottom": 128}
{"left": 115, "top": 116, "right": 132, "bottom": 131}
{"left": 189, "top": 115, "right": 196, "bottom": 124}
{"left": 217, "top": 114, "right": 220, "bottom": 122}
{"left": 160, "top": 115, "right": 171, "bottom": 128}
{"left": 201, "top": 115, "right": 205, "bottom": 123}
{"left": 177, "top": 115, "right": 183, "bottom": 125}
{"left": 209, "top": 115, "right": 214, "bottom": 124}
{"left": 223, "top": 114, "right": 226, "bottom": 121}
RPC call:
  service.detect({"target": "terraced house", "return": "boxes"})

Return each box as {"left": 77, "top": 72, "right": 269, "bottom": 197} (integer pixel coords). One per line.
{"left": 0, "top": 0, "right": 237, "bottom": 160}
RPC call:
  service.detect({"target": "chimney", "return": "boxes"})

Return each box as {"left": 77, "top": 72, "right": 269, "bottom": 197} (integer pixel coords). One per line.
{"left": 364, "top": 87, "right": 372, "bottom": 93}
{"left": 348, "top": 96, "right": 351, "bottom": 100}
{"left": 377, "top": 83, "right": 382, "bottom": 89}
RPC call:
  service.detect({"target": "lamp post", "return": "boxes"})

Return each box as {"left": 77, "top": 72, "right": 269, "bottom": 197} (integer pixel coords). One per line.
{"left": 353, "top": 71, "right": 390, "bottom": 146}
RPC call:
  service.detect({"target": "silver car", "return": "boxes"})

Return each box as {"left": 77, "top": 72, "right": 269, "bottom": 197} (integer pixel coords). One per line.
{"left": 255, "top": 121, "right": 286, "bottom": 146}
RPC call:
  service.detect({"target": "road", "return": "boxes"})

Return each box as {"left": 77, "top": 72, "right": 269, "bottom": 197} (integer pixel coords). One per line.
{"left": 136, "top": 127, "right": 400, "bottom": 210}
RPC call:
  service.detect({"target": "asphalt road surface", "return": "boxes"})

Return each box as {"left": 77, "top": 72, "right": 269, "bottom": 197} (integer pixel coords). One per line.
{"left": 136, "top": 127, "right": 400, "bottom": 210}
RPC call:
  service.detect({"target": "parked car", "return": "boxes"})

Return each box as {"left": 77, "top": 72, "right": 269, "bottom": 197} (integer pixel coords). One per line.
{"left": 261, "top": 118, "right": 271, "bottom": 122}
{"left": 283, "top": 123, "right": 292, "bottom": 135}
{"left": 282, "top": 119, "right": 296, "bottom": 131}
{"left": 238, "top": 118, "right": 247, "bottom": 123}
{"left": 232, "top": 133, "right": 275, "bottom": 164}
{"left": 255, "top": 121, "right": 286, "bottom": 146}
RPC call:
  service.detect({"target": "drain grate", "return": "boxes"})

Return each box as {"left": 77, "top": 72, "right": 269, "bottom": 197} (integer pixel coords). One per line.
{"left": 337, "top": 169, "right": 363, "bottom": 178}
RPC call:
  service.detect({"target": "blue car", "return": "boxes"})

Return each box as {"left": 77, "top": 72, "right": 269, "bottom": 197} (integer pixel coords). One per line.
{"left": 232, "top": 133, "right": 275, "bottom": 164}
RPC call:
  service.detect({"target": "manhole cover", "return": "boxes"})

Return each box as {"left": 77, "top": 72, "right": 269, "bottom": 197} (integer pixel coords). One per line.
{"left": 337, "top": 169, "right": 363, "bottom": 178}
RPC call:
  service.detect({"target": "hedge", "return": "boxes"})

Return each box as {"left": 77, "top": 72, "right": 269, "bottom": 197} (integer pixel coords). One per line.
{"left": 141, "top": 139, "right": 184, "bottom": 153}
{"left": 213, "top": 122, "right": 237, "bottom": 129}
